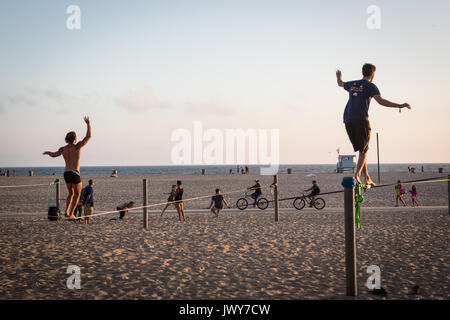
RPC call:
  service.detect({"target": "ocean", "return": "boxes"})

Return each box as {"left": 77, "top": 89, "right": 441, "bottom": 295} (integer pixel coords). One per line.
{"left": 0, "top": 164, "right": 449, "bottom": 176}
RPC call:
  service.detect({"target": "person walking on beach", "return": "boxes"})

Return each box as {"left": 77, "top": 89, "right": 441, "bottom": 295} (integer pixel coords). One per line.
{"left": 43, "top": 116, "right": 91, "bottom": 219}
{"left": 409, "top": 185, "right": 420, "bottom": 207}
{"left": 248, "top": 179, "right": 262, "bottom": 208}
{"left": 336, "top": 64, "right": 411, "bottom": 186}
{"left": 83, "top": 179, "right": 95, "bottom": 224}
{"left": 175, "top": 180, "right": 185, "bottom": 221}
{"left": 208, "top": 188, "right": 231, "bottom": 217}
{"left": 117, "top": 201, "right": 135, "bottom": 220}
{"left": 395, "top": 180, "right": 407, "bottom": 207}
{"left": 161, "top": 185, "right": 177, "bottom": 216}
{"left": 304, "top": 180, "right": 321, "bottom": 207}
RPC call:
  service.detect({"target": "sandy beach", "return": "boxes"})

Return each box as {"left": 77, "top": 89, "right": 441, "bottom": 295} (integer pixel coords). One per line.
{"left": 0, "top": 172, "right": 448, "bottom": 299}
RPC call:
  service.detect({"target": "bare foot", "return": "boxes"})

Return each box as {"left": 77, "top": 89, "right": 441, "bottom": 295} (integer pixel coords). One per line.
{"left": 354, "top": 175, "right": 362, "bottom": 185}
{"left": 365, "top": 179, "right": 377, "bottom": 187}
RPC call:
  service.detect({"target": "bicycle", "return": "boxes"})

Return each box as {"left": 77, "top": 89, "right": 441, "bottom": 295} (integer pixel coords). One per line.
{"left": 293, "top": 193, "right": 326, "bottom": 210}
{"left": 236, "top": 191, "right": 269, "bottom": 210}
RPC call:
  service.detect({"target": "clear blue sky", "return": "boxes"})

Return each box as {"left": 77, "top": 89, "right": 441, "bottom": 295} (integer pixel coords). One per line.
{"left": 1, "top": 0, "right": 449, "bottom": 166}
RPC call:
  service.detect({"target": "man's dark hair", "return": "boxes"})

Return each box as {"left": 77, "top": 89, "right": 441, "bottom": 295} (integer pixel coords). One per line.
{"left": 362, "top": 63, "right": 376, "bottom": 77}
{"left": 65, "top": 131, "right": 76, "bottom": 143}
{"left": 128, "top": 201, "right": 134, "bottom": 207}
{"left": 215, "top": 188, "right": 220, "bottom": 193}
{"left": 88, "top": 179, "right": 94, "bottom": 185}
{"left": 177, "top": 180, "right": 182, "bottom": 185}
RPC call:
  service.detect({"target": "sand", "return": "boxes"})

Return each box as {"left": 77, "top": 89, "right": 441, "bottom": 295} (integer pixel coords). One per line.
{"left": 0, "top": 172, "right": 448, "bottom": 299}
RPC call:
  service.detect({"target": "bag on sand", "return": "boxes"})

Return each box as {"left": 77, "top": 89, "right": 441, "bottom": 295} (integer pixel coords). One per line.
{"left": 48, "top": 206, "right": 61, "bottom": 221}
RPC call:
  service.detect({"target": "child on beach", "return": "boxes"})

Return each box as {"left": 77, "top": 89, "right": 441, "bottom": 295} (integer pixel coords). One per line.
{"left": 161, "top": 185, "right": 177, "bottom": 216}
{"left": 409, "top": 185, "right": 420, "bottom": 207}
{"left": 304, "top": 180, "right": 320, "bottom": 207}
{"left": 117, "top": 201, "right": 135, "bottom": 220}
{"left": 208, "top": 188, "right": 231, "bottom": 217}
{"left": 395, "top": 180, "right": 407, "bottom": 207}
{"left": 83, "top": 179, "right": 95, "bottom": 224}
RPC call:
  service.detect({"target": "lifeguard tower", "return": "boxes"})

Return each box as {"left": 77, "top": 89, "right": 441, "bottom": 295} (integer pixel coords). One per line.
{"left": 336, "top": 155, "right": 356, "bottom": 173}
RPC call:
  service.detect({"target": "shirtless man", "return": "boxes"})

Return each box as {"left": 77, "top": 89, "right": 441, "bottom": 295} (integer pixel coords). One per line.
{"left": 43, "top": 117, "right": 92, "bottom": 219}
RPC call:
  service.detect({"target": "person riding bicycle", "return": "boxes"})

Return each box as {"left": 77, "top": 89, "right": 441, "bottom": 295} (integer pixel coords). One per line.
{"left": 304, "top": 180, "right": 320, "bottom": 207}
{"left": 248, "top": 179, "right": 262, "bottom": 208}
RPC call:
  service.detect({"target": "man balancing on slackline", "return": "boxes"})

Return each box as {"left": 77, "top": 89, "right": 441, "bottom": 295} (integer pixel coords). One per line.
{"left": 336, "top": 63, "right": 411, "bottom": 186}
{"left": 43, "top": 116, "right": 92, "bottom": 219}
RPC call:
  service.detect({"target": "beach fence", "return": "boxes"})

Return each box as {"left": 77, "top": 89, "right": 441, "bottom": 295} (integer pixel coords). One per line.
{"left": 2, "top": 174, "right": 450, "bottom": 297}
{"left": 273, "top": 175, "right": 280, "bottom": 222}
{"left": 143, "top": 179, "right": 148, "bottom": 229}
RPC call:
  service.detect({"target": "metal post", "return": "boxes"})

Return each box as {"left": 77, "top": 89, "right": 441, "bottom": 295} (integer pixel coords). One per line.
{"left": 274, "top": 175, "right": 279, "bottom": 222}
{"left": 376, "top": 133, "right": 381, "bottom": 184}
{"left": 55, "top": 179, "right": 60, "bottom": 210}
{"left": 342, "top": 177, "right": 357, "bottom": 296}
{"left": 448, "top": 175, "right": 450, "bottom": 215}
{"left": 143, "top": 179, "right": 148, "bottom": 228}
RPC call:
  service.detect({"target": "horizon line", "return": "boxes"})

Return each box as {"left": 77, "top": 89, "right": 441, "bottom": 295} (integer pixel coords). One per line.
{"left": 1, "top": 162, "right": 449, "bottom": 169}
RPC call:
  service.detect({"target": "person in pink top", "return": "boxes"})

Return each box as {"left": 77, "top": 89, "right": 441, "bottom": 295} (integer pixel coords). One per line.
{"left": 409, "top": 185, "right": 420, "bottom": 207}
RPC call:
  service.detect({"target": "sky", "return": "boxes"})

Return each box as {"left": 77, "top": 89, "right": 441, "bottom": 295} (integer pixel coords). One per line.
{"left": 0, "top": 0, "right": 449, "bottom": 167}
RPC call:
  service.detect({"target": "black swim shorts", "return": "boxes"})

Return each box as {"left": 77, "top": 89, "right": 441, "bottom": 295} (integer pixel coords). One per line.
{"left": 63, "top": 170, "right": 81, "bottom": 184}
{"left": 345, "top": 120, "right": 371, "bottom": 154}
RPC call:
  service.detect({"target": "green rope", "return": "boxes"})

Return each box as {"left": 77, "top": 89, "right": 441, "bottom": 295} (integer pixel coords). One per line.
{"left": 354, "top": 184, "right": 365, "bottom": 229}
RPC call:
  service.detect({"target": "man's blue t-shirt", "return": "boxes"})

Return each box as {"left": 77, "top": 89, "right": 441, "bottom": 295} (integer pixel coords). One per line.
{"left": 343, "top": 79, "right": 380, "bottom": 124}
{"left": 84, "top": 185, "right": 94, "bottom": 203}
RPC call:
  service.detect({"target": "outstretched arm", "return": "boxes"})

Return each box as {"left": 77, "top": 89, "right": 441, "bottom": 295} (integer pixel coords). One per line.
{"left": 43, "top": 147, "right": 63, "bottom": 158}
{"left": 77, "top": 116, "right": 91, "bottom": 148}
{"left": 373, "top": 95, "right": 411, "bottom": 110}
{"left": 336, "top": 70, "right": 345, "bottom": 87}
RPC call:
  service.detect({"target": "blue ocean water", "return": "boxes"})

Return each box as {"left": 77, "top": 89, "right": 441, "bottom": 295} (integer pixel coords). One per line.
{"left": 1, "top": 164, "right": 448, "bottom": 176}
